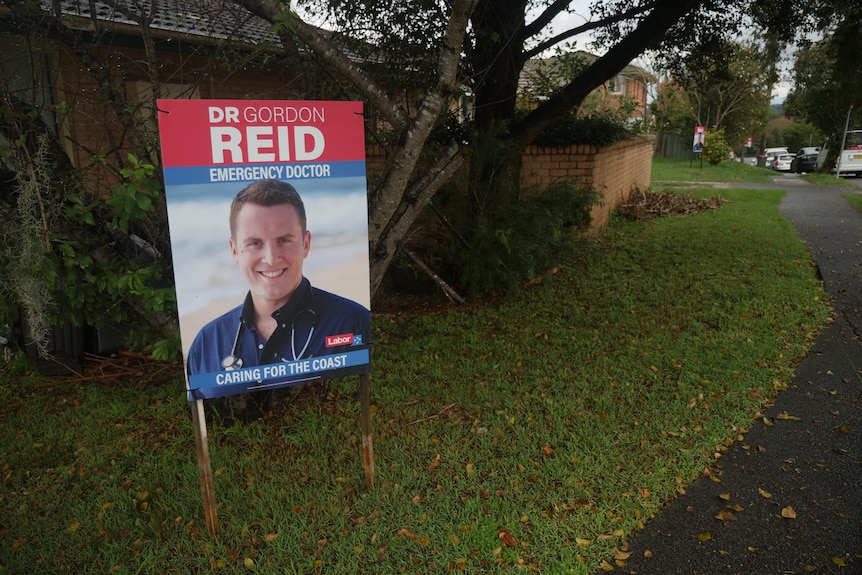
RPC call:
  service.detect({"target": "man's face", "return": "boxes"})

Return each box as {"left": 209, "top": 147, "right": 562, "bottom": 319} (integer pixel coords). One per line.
{"left": 230, "top": 202, "right": 310, "bottom": 310}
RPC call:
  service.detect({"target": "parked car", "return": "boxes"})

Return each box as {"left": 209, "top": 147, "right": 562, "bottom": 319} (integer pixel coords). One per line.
{"left": 791, "top": 147, "right": 820, "bottom": 173}
{"left": 763, "top": 147, "right": 788, "bottom": 169}
{"left": 772, "top": 153, "right": 796, "bottom": 172}
{"left": 817, "top": 130, "right": 862, "bottom": 176}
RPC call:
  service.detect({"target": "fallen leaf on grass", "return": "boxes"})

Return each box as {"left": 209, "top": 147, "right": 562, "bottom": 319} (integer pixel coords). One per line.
{"left": 427, "top": 454, "right": 441, "bottom": 472}
{"left": 611, "top": 548, "right": 632, "bottom": 561}
{"left": 498, "top": 528, "right": 518, "bottom": 547}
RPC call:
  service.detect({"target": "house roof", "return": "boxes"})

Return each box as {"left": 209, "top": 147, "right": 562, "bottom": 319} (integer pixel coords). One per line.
{"left": 38, "top": 0, "right": 280, "bottom": 46}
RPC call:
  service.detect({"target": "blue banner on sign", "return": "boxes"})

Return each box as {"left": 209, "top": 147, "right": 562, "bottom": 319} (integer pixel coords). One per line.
{"left": 187, "top": 348, "right": 370, "bottom": 400}
{"left": 163, "top": 160, "right": 367, "bottom": 185}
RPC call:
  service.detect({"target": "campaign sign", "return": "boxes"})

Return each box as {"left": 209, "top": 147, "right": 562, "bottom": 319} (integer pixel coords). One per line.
{"left": 693, "top": 126, "right": 705, "bottom": 153}
{"left": 157, "top": 100, "right": 371, "bottom": 400}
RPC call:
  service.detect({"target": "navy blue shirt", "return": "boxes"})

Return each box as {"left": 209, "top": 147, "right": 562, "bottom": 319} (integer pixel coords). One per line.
{"left": 187, "top": 277, "right": 370, "bottom": 397}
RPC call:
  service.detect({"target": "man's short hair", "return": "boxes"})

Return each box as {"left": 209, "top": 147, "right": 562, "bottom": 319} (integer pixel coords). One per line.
{"left": 230, "top": 179, "right": 306, "bottom": 237}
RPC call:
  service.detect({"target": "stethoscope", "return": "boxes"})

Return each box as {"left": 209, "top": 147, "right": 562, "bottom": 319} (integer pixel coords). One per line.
{"left": 221, "top": 307, "right": 317, "bottom": 370}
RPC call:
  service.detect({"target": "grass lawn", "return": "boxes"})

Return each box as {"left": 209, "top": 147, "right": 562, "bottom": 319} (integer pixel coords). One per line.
{"left": 0, "top": 169, "right": 832, "bottom": 574}
{"left": 651, "top": 156, "right": 774, "bottom": 184}
{"left": 845, "top": 192, "right": 862, "bottom": 213}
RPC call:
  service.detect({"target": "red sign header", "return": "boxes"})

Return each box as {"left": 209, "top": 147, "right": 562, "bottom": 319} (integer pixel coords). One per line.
{"left": 157, "top": 99, "right": 365, "bottom": 167}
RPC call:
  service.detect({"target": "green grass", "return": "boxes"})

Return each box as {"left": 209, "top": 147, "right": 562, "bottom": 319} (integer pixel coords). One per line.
{"left": 0, "top": 167, "right": 833, "bottom": 574}
{"left": 845, "top": 192, "right": 862, "bottom": 213}
{"left": 651, "top": 156, "right": 774, "bottom": 184}
{"left": 803, "top": 172, "right": 857, "bottom": 187}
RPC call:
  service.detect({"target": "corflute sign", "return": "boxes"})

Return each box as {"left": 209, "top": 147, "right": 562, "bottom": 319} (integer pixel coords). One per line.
{"left": 157, "top": 100, "right": 371, "bottom": 400}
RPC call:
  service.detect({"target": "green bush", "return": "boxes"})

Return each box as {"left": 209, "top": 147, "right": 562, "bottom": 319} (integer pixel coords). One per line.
{"left": 702, "top": 128, "right": 731, "bottom": 165}
{"left": 0, "top": 150, "right": 178, "bottom": 359}
{"left": 456, "top": 179, "right": 597, "bottom": 296}
{"left": 532, "top": 113, "right": 635, "bottom": 148}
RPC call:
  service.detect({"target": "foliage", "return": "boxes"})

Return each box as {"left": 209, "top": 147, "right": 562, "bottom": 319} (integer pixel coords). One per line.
{"left": 702, "top": 128, "right": 731, "bottom": 165}
{"left": 666, "top": 40, "right": 772, "bottom": 147}
{"left": 0, "top": 147, "right": 178, "bottom": 359}
{"left": 784, "top": 6, "right": 862, "bottom": 168}
{"left": 781, "top": 121, "right": 823, "bottom": 153}
{"left": 531, "top": 113, "right": 635, "bottom": 148}
{"left": 0, "top": 184, "right": 831, "bottom": 574}
{"left": 650, "top": 78, "right": 694, "bottom": 136}
{"left": 2, "top": 135, "right": 56, "bottom": 357}
{"left": 456, "top": 179, "right": 597, "bottom": 296}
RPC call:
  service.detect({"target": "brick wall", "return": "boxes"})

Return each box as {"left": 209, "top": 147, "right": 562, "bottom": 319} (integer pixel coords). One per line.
{"left": 521, "top": 135, "right": 655, "bottom": 233}
{"left": 366, "top": 135, "right": 654, "bottom": 234}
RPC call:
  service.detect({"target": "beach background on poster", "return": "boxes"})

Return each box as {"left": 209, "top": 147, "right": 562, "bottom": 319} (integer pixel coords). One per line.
{"left": 165, "top": 175, "right": 370, "bottom": 357}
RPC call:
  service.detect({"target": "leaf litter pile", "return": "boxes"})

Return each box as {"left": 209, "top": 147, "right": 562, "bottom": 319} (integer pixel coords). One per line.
{"left": 618, "top": 188, "right": 729, "bottom": 221}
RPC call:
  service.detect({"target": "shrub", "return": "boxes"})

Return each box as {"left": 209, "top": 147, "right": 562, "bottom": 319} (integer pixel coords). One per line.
{"left": 532, "top": 113, "right": 635, "bottom": 148}
{"left": 702, "top": 128, "right": 731, "bottom": 165}
{"left": 456, "top": 179, "right": 597, "bottom": 296}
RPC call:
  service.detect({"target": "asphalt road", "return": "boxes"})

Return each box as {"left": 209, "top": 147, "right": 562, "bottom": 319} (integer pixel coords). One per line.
{"left": 595, "top": 175, "right": 862, "bottom": 575}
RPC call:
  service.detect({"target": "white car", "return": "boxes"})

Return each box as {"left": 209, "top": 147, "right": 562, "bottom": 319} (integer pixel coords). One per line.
{"left": 763, "top": 147, "right": 788, "bottom": 168}
{"left": 772, "top": 153, "right": 796, "bottom": 172}
{"left": 818, "top": 130, "right": 862, "bottom": 176}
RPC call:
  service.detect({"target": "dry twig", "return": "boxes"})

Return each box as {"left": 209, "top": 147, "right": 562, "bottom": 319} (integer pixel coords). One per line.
{"left": 618, "top": 188, "right": 728, "bottom": 221}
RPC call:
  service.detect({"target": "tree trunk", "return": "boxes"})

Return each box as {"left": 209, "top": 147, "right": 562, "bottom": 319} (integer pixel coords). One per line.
{"left": 470, "top": 0, "right": 528, "bottom": 133}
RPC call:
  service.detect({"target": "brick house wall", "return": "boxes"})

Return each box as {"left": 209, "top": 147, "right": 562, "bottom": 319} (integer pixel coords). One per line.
{"left": 12, "top": 37, "right": 310, "bottom": 197}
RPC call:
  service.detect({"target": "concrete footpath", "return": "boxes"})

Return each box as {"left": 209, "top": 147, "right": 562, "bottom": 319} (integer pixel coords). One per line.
{"left": 600, "top": 177, "right": 862, "bottom": 575}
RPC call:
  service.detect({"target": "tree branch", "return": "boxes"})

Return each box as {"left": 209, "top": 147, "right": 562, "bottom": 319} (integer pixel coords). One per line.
{"left": 512, "top": 0, "right": 704, "bottom": 146}
{"left": 524, "top": 1, "right": 659, "bottom": 60}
